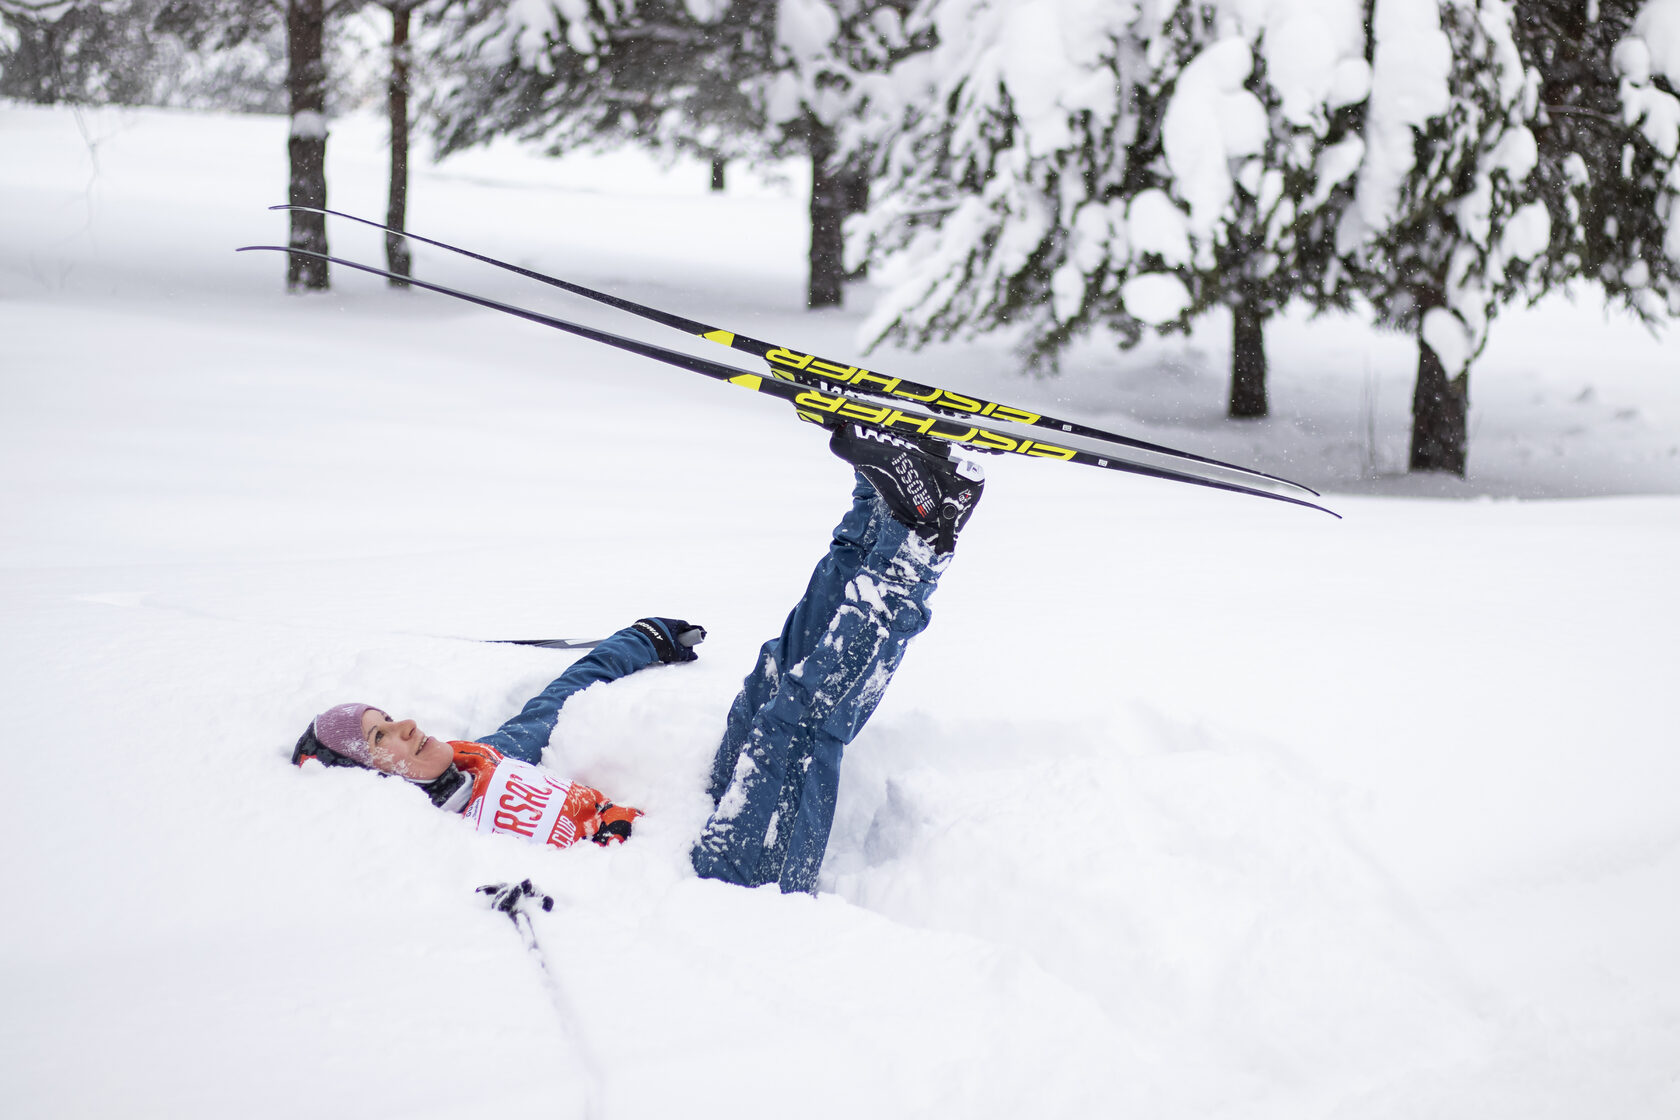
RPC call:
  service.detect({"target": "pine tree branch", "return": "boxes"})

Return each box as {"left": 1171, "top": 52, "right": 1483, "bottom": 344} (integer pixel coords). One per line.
{"left": 1541, "top": 103, "right": 1622, "bottom": 125}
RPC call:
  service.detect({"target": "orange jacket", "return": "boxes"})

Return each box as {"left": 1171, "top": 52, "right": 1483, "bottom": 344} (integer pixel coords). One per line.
{"left": 450, "top": 741, "right": 641, "bottom": 849}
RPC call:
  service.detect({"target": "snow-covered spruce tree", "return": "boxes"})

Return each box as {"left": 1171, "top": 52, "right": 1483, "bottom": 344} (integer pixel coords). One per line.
{"left": 1337, "top": 0, "right": 1547, "bottom": 476}
{"left": 850, "top": 0, "right": 1151, "bottom": 364}
{"left": 1127, "top": 1, "right": 1371, "bottom": 418}
{"left": 426, "top": 0, "right": 912, "bottom": 307}
{"left": 770, "top": 0, "right": 927, "bottom": 304}
{"left": 1508, "top": 1, "right": 1680, "bottom": 320}
{"left": 0, "top": 0, "right": 283, "bottom": 106}
{"left": 852, "top": 0, "right": 1371, "bottom": 420}
{"left": 426, "top": 0, "right": 767, "bottom": 168}
{"left": 0, "top": 0, "right": 172, "bottom": 103}
{"left": 1614, "top": 0, "right": 1680, "bottom": 301}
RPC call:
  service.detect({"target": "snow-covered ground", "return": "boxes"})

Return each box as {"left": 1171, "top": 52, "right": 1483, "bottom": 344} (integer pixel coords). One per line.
{"left": 2, "top": 104, "right": 1678, "bottom": 1119}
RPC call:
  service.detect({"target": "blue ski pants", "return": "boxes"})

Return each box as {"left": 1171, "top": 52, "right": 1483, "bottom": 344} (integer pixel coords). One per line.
{"left": 691, "top": 475, "right": 950, "bottom": 893}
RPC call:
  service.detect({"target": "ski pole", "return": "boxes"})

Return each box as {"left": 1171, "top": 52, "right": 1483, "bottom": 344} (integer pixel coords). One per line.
{"left": 487, "top": 638, "right": 604, "bottom": 651}
{"left": 478, "top": 880, "right": 604, "bottom": 1118}
{"left": 484, "top": 626, "right": 705, "bottom": 652}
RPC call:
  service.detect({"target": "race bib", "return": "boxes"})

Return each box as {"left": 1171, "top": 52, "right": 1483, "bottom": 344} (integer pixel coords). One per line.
{"left": 462, "top": 756, "right": 589, "bottom": 850}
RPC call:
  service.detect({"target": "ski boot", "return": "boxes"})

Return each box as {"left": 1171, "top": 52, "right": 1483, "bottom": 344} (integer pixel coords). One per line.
{"left": 827, "top": 421, "right": 985, "bottom": 553}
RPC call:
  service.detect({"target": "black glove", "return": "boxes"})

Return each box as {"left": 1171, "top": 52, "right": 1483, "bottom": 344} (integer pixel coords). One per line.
{"left": 633, "top": 617, "right": 706, "bottom": 663}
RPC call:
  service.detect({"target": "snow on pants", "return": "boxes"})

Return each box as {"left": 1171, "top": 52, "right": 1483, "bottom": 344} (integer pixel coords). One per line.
{"left": 691, "top": 474, "right": 950, "bottom": 893}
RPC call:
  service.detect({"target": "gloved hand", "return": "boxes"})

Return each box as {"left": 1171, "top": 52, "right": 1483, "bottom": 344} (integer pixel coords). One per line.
{"left": 633, "top": 617, "right": 706, "bottom": 663}
{"left": 591, "top": 802, "right": 643, "bottom": 845}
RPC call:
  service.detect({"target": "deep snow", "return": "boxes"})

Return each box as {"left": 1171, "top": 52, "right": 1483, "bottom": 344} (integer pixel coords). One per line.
{"left": 2, "top": 104, "right": 1678, "bottom": 1119}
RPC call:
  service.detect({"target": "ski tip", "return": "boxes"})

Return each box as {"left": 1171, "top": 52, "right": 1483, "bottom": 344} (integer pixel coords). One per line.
{"left": 1273, "top": 495, "right": 1341, "bottom": 519}
{"left": 1304, "top": 499, "right": 1343, "bottom": 520}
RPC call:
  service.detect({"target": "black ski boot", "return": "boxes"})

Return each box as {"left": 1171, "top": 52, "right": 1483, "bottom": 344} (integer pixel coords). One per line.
{"left": 828, "top": 421, "right": 985, "bottom": 553}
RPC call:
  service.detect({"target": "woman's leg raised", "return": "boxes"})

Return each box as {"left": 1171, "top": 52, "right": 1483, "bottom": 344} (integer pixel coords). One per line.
{"left": 692, "top": 478, "right": 951, "bottom": 891}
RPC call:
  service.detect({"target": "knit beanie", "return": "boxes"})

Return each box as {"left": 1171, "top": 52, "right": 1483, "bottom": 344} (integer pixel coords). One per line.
{"left": 300, "top": 702, "right": 379, "bottom": 768}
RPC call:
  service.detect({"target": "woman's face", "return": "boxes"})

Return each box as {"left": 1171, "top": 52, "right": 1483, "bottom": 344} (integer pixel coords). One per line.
{"left": 359, "top": 708, "right": 454, "bottom": 781}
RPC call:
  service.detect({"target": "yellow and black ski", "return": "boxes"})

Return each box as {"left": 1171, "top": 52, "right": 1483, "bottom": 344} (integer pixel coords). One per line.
{"left": 272, "top": 204, "right": 1321, "bottom": 499}
{"left": 237, "top": 242, "right": 1339, "bottom": 519}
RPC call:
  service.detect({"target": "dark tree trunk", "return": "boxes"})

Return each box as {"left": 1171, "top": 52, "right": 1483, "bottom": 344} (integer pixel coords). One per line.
{"left": 1229, "top": 302, "right": 1269, "bottom": 418}
{"left": 1409, "top": 335, "right": 1469, "bottom": 474}
{"left": 807, "top": 123, "right": 845, "bottom": 309}
{"left": 385, "top": 3, "right": 412, "bottom": 286}
{"left": 842, "top": 161, "right": 870, "bottom": 281}
{"left": 286, "top": 0, "right": 329, "bottom": 291}
{"left": 710, "top": 156, "right": 726, "bottom": 192}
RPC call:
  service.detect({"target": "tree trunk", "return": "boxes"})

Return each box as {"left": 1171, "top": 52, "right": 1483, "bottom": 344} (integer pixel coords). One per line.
{"left": 842, "top": 161, "right": 870, "bottom": 281}
{"left": 1229, "top": 302, "right": 1269, "bottom": 418}
{"left": 1409, "top": 335, "right": 1469, "bottom": 474}
{"left": 807, "top": 123, "right": 845, "bottom": 309}
{"left": 710, "top": 156, "right": 726, "bottom": 192}
{"left": 385, "top": 3, "right": 412, "bottom": 286}
{"left": 286, "top": 0, "right": 329, "bottom": 291}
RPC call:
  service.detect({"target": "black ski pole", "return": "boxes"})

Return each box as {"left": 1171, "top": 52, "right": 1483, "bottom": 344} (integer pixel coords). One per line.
{"left": 478, "top": 880, "right": 604, "bottom": 1117}
{"left": 488, "top": 638, "right": 604, "bottom": 651}
{"left": 484, "top": 627, "right": 705, "bottom": 652}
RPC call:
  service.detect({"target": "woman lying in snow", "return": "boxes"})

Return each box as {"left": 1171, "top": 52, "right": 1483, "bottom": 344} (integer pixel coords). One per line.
{"left": 292, "top": 421, "right": 984, "bottom": 892}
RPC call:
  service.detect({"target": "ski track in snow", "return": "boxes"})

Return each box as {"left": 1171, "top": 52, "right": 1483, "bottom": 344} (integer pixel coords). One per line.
{"left": 2, "top": 104, "right": 1679, "bottom": 1119}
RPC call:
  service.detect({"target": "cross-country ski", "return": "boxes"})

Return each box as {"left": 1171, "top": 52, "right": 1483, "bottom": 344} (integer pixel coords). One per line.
{"left": 238, "top": 241, "right": 1341, "bottom": 518}
{"left": 272, "top": 203, "right": 1322, "bottom": 498}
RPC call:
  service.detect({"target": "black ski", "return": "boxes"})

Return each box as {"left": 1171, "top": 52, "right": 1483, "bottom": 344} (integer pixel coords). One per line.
{"left": 271, "top": 204, "right": 1320, "bottom": 498}
{"left": 236, "top": 243, "right": 1341, "bottom": 519}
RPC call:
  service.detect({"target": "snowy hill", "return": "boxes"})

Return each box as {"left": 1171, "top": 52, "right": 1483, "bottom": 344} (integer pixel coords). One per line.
{"left": 2, "top": 104, "right": 1678, "bottom": 1119}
